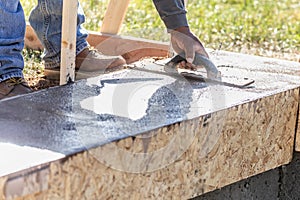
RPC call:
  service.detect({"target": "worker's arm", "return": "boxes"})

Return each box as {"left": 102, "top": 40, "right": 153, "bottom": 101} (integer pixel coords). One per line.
{"left": 153, "top": 0, "right": 209, "bottom": 67}
{"left": 152, "top": 0, "right": 188, "bottom": 30}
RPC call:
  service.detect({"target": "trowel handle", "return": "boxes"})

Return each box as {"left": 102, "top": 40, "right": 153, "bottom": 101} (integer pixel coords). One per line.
{"left": 168, "top": 52, "right": 220, "bottom": 79}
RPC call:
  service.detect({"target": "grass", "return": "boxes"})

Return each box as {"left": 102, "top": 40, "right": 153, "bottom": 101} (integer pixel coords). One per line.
{"left": 21, "top": 0, "right": 299, "bottom": 83}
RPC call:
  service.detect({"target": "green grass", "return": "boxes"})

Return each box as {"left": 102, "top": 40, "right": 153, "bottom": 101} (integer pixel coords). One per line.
{"left": 21, "top": 0, "right": 299, "bottom": 64}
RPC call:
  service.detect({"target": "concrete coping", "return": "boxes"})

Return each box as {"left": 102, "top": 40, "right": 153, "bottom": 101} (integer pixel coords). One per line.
{"left": 0, "top": 51, "right": 300, "bottom": 199}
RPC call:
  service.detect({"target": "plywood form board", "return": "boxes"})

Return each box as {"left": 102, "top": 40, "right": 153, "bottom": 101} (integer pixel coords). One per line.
{"left": 295, "top": 92, "right": 300, "bottom": 152}
{"left": 25, "top": 25, "right": 169, "bottom": 64}
{"left": 1, "top": 89, "right": 299, "bottom": 199}
{"left": 212, "top": 51, "right": 300, "bottom": 153}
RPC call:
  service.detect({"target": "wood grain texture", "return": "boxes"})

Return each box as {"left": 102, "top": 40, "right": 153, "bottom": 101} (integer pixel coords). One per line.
{"left": 60, "top": 0, "right": 77, "bottom": 84}
{"left": 6, "top": 89, "right": 298, "bottom": 200}
{"left": 295, "top": 91, "right": 300, "bottom": 152}
{"left": 100, "top": 0, "right": 131, "bottom": 34}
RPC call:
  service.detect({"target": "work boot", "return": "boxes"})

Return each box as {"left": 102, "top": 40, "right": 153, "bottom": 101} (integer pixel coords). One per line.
{"left": 44, "top": 47, "right": 126, "bottom": 80}
{"left": 0, "top": 77, "right": 32, "bottom": 100}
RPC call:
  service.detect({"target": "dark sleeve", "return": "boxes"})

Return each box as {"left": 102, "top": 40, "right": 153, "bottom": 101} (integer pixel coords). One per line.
{"left": 153, "top": 0, "right": 189, "bottom": 30}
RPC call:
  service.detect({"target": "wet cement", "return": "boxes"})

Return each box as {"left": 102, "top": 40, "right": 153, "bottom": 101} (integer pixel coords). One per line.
{"left": 0, "top": 51, "right": 299, "bottom": 177}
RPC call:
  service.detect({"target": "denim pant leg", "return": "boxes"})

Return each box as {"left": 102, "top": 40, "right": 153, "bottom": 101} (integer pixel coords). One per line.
{"left": 0, "top": 0, "right": 25, "bottom": 81}
{"left": 29, "top": 0, "right": 89, "bottom": 69}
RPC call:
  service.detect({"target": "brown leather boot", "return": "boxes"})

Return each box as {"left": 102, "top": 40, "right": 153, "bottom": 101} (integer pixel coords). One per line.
{"left": 0, "top": 77, "right": 32, "bottom": 100}
{"left": 44, "top": 48, "right": 126, "bottom": 80}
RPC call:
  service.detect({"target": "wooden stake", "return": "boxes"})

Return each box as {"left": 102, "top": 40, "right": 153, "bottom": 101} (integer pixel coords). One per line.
{"left": 60, "top": 0, "right": 78, "bottom": 85}
{"left": 100, "top": 0, "right": 130, "bottom": 34}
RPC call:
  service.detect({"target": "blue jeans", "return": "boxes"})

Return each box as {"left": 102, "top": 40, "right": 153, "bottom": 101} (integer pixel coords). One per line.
{"left": 0, "top": 0, "right": 89, "bottom": 82}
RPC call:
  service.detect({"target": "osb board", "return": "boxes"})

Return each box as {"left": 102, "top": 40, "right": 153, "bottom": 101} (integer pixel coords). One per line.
{"left": 25, "top": 25, "right": 169, "bottom": 64}
{"left": 295, "top": 92, "right": 300, "bottom": 152}
{"left": 5, "top": 89, "right": 299, "bottom": 200}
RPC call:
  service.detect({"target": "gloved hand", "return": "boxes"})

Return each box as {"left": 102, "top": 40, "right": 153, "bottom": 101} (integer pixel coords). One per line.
{"left": 170, "top": 26, "right": 209, "bottom": 70}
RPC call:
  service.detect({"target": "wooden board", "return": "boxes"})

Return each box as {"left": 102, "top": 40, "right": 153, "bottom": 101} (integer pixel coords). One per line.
{"left": 25, "top": 24, "right": 169, "bottom": 64}
{"left": 59, "top": 0, "right": 77, "bottom": 84}
{"left": 100, "top": 0, "right": 130, "bottom": 34}
{"left": 295, "top": 93, "right": 300, "bottom": 152}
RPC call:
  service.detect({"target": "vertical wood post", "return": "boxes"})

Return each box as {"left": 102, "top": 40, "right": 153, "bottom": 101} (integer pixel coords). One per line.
{"left": 100, "top": 0, "right": 131, "bottom": 34}
{"left": 60, "top": 0, "right": 78, "bottom": 85}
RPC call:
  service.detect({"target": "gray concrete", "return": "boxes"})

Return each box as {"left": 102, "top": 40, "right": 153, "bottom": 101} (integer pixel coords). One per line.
{"left": 194, "top": 152, "right": 300, "bottom": 200}
{"left": 280, "top": 152, "right": 300, "bottom": 199}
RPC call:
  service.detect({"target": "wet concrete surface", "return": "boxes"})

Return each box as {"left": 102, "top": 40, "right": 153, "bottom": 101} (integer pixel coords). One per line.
{"left": 0, "top": 51, "right": 299, "bottom": 176}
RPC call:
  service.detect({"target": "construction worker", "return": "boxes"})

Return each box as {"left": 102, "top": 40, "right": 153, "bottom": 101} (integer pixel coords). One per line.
{"left": 0, "top": 0, "right": 208, "bottom": 100}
